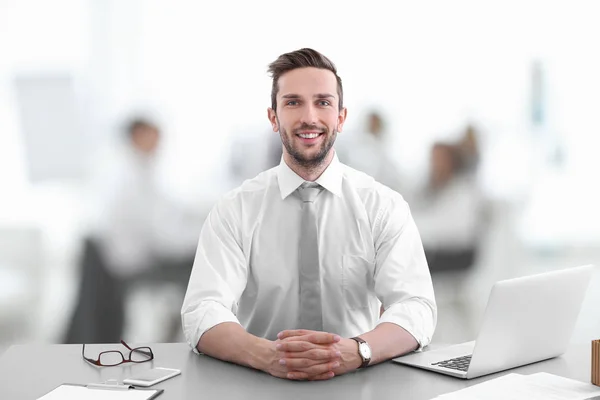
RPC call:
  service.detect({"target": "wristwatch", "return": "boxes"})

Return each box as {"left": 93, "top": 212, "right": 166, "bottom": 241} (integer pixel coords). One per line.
{"left": 350, "top": 336, "right": 372, "bottom": 368}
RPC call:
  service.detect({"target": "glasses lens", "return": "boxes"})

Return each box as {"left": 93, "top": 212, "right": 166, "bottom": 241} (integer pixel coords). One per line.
{"left": 131, "top": 347, "right": 153, "bottom": 362}
{"left": 99, "top": 351, "right": 124, "bottom": 366}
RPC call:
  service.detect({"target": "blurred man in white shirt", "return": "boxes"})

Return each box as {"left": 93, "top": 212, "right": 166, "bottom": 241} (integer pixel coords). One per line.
{"left": 337, "top": 110, "right": 408, "bottom": 196}
{"left": 412, "top": 141, "right": 485, "bottom": 273}
{"left": 91, "top": 118, "right": 198, "bottom": 277}
{"left": 72, "top": 118, "right": 201, "bottom": 343}
{"left": 181, "top": 48, "right": 436, "bottom": 381}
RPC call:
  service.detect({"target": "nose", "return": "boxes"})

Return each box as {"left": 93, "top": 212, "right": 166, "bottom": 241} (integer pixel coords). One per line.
{"left": 299, "top": 103, "right": 318, "bottom": 125}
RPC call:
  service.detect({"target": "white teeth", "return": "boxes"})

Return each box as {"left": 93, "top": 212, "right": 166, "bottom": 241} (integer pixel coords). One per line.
{"left": 299, "top": 133, "right": 320, "bottom": 139}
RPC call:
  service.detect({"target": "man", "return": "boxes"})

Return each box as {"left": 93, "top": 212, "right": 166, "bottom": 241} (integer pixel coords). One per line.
{"left": 92, "top": 118, "right": 196, "bottom": 280}
{"left": 337, "top": 110, "right": 408, "bottom": 196}
{"left": 412, "top": 142, "right": 485, "bottom": 274}
{"left": 181, "top": 48, "right": 436, "bottom": 381}
{"left": 68, "top": 117, "right": 199, "bottom": 343}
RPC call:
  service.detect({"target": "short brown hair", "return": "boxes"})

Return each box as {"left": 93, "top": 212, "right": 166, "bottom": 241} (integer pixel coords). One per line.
{"left": 267, "top": 48, "right": 343, "bottom": 112}
{"left": 124, "top": 117, "right": 158, "bottom": 139}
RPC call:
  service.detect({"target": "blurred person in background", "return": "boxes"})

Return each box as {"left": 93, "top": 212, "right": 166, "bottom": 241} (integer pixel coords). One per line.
{"left": 338, "top": 110, "right": 408, "bottom": 196}
{"left": 65, "top": 117, "right": 200, "bottom": 344}
{"left": 411, "top": 140, "right": 485, "bottom": 275}
{"left": 455, "top": 123, "right": 480, "bottom": 176}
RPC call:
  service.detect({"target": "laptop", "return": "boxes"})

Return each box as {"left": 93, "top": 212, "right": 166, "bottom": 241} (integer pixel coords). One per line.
{"left": 392, "top": 264, "right": 594, "bottom": 379}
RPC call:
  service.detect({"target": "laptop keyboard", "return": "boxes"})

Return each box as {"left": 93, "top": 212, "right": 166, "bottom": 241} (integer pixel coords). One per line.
{"left": 432, "top": 355, "right": 472, "bottom": 371}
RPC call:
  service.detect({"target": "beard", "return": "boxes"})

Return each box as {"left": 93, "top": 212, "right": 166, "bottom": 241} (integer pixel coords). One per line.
{"left": 279, "top": 121, "right": 337, "bottom": 170}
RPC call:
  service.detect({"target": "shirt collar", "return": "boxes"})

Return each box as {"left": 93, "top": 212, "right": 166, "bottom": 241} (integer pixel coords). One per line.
{"left": 276, "top": 152, "right": 343, "bottom": 200}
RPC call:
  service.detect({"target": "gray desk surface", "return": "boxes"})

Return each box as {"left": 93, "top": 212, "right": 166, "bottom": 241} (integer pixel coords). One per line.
{"left": 0, "top": 342, "right": 593, "bottom": 400}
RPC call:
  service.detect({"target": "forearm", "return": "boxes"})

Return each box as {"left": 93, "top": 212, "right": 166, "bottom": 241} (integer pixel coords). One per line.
{"left": 360, "top": 322, "right": 418, "bottom": 365}
{"left": 197, "top": 322, "right": 274, "bottom": 372}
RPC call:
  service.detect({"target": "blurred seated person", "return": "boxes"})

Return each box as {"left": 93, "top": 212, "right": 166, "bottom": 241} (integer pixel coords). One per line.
{"left": 411, "top": 142, "right": 485, "bottom": 274}
{"left": 65, "top": 117, "right": 200, "bottom": 344}
{"left": 337, "top": 110, "right": 408, "bottom": 196}
{"left": 455, "top": 123, "right": 480, "bottom": 175}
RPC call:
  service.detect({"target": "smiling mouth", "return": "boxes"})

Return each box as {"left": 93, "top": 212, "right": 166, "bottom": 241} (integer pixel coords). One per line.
{"left": 296, "top": 132, "right": 323, "bottom": 139}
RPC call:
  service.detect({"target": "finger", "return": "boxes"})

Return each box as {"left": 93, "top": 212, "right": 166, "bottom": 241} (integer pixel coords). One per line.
{"left": 286, "top": 366, "right": 337, "bottom": 381}
{"left": 277, "top": 341, "right": 320, "bottom": 352}
{"left": 294, "top": 360, "right": 340, "bottom": 377}
{"left": 286, "top": 371, "right": 309, "bottom": 380}
{"left": 308, "top": 371, "right": 335, "bottom": 381}
{"left": 269, "top": 370, "right": 290, "bottom": 380}
{"left": 277, "top": 329, "right": 314, "bottom": 340}
{"left": 285, "top": 370, "right": 335, "bottom": 381}
{"left": 280, "top": 332, "right": 340, "bottom": 345}
{"left": 304, "top": 332, "right": 341, "bottom": 345}
{"left": 283, "top": 348, "right": 341, "bottom": 360}
{"left": 281, "top": 357, "right": 323, "bottom": 369}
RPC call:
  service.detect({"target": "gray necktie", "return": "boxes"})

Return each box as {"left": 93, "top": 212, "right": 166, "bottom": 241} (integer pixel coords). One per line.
{"left": 296, "top": 183, "right": 324, "bottom": 331}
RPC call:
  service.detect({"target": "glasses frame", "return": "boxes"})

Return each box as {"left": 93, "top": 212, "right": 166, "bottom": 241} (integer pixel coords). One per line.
{"left": 82, "top": 340, "right": 154, "bottom": 367}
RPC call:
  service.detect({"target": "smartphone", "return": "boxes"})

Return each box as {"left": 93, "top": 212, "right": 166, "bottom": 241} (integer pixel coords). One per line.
{"left": 123, "top": 367, "right": 181, "bottom": 387}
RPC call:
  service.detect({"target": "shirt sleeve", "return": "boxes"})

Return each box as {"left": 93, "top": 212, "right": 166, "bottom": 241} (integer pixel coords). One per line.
{"left": 372, "top": 195, "right": 438, "bottom": 349}
{"left": 181, "top": 198, "right": 249, "bottom": 354}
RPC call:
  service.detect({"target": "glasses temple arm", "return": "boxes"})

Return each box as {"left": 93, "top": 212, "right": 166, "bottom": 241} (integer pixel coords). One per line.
{"left": 120, "top": 340, "right": 133, "bottom": 351}
{"left": 122, "top": 340, "right": 153, "bottom": 358}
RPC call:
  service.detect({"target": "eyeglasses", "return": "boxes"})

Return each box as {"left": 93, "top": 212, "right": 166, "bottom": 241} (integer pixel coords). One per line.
{"left": 82, "top": 340, "right": 154, "bottom": 367}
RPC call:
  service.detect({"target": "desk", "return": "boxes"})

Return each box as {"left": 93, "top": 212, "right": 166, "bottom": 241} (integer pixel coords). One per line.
{"left": 0, "top": 343, "right": 591, "bottom": 400}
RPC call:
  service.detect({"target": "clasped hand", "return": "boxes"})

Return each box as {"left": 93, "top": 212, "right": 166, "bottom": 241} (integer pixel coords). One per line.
{"left": 266, "top": 329, "right": 359, "bottom": 381}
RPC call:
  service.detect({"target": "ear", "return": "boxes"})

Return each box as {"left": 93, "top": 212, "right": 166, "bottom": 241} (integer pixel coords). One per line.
{"left": 336, "top": 107, "right": 348, "bottom": 133}
{"left": 267, "top": 108, "right": 279, "bottom": 132}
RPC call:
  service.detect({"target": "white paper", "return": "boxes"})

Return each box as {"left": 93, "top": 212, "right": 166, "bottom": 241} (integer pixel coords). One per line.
{"left": 434, "top": 372, "right": 600, "bottom": 400}
{"left": 37, "top": 384, "right": 158, "bottom": 400}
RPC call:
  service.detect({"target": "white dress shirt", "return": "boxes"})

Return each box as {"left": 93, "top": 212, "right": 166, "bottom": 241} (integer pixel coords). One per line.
{"left": 181, "top": 153, "right": 437, "bottom": 353}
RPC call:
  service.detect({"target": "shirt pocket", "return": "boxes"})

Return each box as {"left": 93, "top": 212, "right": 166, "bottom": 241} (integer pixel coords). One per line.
{"left": 342, "top": 255, "right": 375, "bottom": 310}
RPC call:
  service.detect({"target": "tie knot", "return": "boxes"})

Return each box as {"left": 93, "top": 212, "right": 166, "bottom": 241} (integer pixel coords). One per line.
{"left": 297, "top": 183, "right": 323, "bottom": 203}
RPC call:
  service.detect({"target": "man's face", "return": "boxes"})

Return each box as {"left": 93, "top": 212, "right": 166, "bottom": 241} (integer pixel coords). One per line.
{"left": 268, "top": 67, "right": 346, "bottom": 169}
{"left": 431, "top": 146, "right": 455, "bottom": 185}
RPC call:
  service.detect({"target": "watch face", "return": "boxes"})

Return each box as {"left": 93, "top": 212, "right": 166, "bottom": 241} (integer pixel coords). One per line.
{"left": 359, "top": 343, "right": 372, "bottom": 359}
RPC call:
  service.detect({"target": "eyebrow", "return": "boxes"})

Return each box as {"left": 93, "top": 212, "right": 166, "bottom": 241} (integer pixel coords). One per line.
{"left": 281, "top": 93, "right": 336, "bottom": 99}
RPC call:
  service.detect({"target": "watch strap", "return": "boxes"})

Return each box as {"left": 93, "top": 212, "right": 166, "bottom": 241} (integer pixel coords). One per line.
{"left": 350, "top": 336, "right": 371, "bottom": 368}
